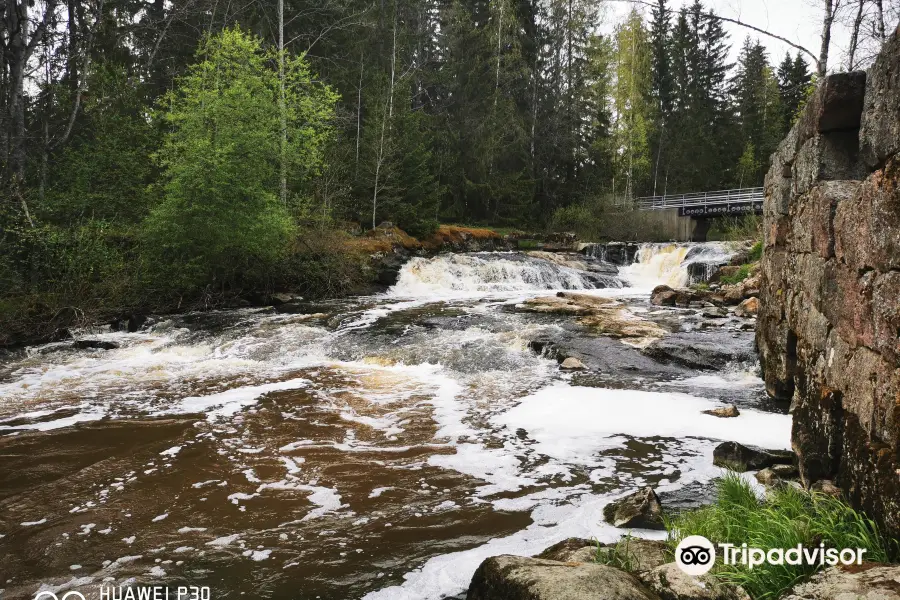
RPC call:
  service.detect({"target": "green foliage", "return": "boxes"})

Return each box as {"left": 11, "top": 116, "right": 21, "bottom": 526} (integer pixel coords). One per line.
{"left": 748, "top": 240, "right": 763, "bottom": 262}
{"left": 719, "top": 264, "right": 752, "bottom": 285}
{"left": 668, "top": 474, "right": 898, "bottom": 600}
{"left": 143, "top": 28, "right": 336, "bottom": 293}
{"left": 708, "top": 213, "right": 762, "bottom": 242}
{"left": 43, "top": 64, "right": 159, "bottom": 224}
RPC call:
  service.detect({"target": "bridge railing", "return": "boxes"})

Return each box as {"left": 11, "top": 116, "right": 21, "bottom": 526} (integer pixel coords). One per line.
{"left": 623, "top": 187, "right": 764, "bottom": 211}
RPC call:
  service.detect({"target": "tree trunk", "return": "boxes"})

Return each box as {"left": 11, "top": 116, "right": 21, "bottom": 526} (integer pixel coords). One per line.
{"left": 847, "top": 0, "right": 865, "bottom": 70}
{"left": 278, "top": 0, "right": 287, "bottom": 206}
{"left": 818, "top": 0, "right": 837, "bottom": 78}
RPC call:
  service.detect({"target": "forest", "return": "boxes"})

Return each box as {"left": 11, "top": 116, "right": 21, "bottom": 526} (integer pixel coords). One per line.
{"left": 0, "top": 0, "right": 895, "bottom": 340}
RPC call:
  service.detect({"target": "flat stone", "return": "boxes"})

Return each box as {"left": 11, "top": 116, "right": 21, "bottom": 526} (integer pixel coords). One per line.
{"left": 72, "top": 339, "right": 120, "bottom": 350}
{"left": 703, "top": 405, "right": 740, "bottom": 418}
{"left": 560, "top": 357, "right": 586, "bottom": 371}
{"left": 466, "top": 555, "right": 661, "bottom": 600}
{"left": 594, "top": 538, "right": 669, "bottom": 573}
{"left": 537, "top": 538, "right": 597, "bottom": 563}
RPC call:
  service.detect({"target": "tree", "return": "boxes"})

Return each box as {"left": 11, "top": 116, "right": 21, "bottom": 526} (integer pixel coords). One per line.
{"left": 143, "top": 28, "right": 337, "bottom": 290}
{"left": 648, "top": 0, "right": 673, "bottom": 195}
{"left": 777, "top": 52, "right": 811, "bottom": 128}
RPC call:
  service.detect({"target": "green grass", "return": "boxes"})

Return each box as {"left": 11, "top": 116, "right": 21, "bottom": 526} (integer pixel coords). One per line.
{"left": 720, "top": 264, "right": 753, "bottom": 285}
{"left": 593, "top": 534, "right": 646, "bottom": 571}
{"left": 667, "top": 473, "right": 899, "bottom": 600}
{"left": 747, "top": 240, "right": 763, "bottom": 262}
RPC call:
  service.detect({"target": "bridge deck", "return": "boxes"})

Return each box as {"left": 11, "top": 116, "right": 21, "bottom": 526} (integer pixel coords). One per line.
{"left": 626, "top": 187, "right": 764, "bottom": 214}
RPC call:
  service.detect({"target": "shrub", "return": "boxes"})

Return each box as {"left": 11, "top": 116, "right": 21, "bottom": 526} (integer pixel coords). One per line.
{"left": 720, "top": 264, "right": 753, "bottom": 285}
{"left": 667, "top": 474, "right": 898, "bottom": 600}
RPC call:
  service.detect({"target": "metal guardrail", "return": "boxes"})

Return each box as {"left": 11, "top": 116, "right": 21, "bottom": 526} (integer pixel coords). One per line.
{"left": 621, "top": 187, "right": 765, "bottom": 211}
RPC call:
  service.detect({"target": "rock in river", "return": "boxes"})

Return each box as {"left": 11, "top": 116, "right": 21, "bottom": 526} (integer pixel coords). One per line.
{"left": 713, "top": 441, "right": 794, "bottom": 471}
{"left": 639, "top": 563, "right": 751, "bottom": 600}
{"left": 560, "top": 357, "right": 586, "bottom": 370}
{"left": 602, "top": 487, "right": 665, "bottom": 530}
{"left": 702, "top": 405, "right": 740, "bottom": 418}
{"left": 466, "top": 555, "right": 661, "bottom": 600}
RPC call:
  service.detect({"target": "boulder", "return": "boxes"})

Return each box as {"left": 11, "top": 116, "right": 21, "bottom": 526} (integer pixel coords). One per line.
{"left": 702, "top": 405, "right": 740, "bottom": 418}
{"left": 734, "top": 297, "right": 759, "bottom": 318}
{"left": 466, "top": 555, "right": 661, "bottom": 600}
{"left": 860, "top": 26, "right": 900, "bottom": 168}
{"left": 560, "top": 357, "right": 587, "bottom": 371}
{"left": 754, "top": 467, "right": 782, "bottom": 487}
{"left": 651, "top": 285, "right": 678, "bottom": 307}
{"left": 702, "top": 307, "right": 728, "bottom": 319}
{"left": 639, "top": 563, "right": 751, "bottom": 600}
{"left": 537, "top": 538, "right": 598, "bottom": 563}
{"left": 713, "top": 441, "right": 794, "bottom": 472}
{"left": 72, "top": 339, "right": 120, "bottom": 350}
{"left": 782, "top": 564, "right": 900, "bottom": 600}
{"left": 810, "top": 479, "right": 842, "bottom": 497}
{"left": 603, "top": 487, "right": 665, "bottom": 530}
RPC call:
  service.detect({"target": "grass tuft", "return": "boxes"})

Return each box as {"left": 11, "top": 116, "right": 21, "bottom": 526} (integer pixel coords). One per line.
{"left": 667, "top": 473, "right": 899, "bottom": 600}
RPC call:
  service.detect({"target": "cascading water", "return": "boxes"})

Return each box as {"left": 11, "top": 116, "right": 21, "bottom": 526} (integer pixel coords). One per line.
{"left": 620, "top": 242, "right": 738, "bottom": 289}
{"left": 0, "top": 243, "right": 782, "bottom": 600}
{"left": 389, "top": 252, "right": 622, "bottom": 297}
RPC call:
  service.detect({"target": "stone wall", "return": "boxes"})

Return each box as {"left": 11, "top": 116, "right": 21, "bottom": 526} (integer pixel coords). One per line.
{"left": 757, "top": 28, "right": 900, "bottom": 538}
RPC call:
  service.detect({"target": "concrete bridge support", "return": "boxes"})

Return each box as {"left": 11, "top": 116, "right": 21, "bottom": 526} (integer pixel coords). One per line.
{"left": 636, "top": 208, "right": 706, "bottom": 241}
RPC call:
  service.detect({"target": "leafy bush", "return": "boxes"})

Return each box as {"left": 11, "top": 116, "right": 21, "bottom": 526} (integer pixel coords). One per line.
{"left": 747, "top": 240, "right": 763, "bottom": 262}
{"left": 708, "top": 213, "right": 762, "bottom": 242}
{"left": 668, "top": 474, "right": 898, "bottom": 600}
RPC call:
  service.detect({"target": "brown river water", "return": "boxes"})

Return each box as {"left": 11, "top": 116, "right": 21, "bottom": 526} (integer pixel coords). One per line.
{"left": 0, "top": 248, "right": 791, "bottom": 600}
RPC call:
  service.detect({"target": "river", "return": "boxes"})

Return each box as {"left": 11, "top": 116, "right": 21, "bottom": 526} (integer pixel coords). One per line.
{"left": 0, "top": 244, "right": 791, "bottom": 600}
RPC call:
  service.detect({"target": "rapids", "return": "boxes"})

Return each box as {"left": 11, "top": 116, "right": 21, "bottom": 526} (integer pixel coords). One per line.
{"left": 0, "top": 245, "right": 787, "bottom": 600}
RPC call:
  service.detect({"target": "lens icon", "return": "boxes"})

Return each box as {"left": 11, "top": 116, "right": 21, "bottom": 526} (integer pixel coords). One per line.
{"left": 675, "top": 535, "right": 716, "bottom": 575}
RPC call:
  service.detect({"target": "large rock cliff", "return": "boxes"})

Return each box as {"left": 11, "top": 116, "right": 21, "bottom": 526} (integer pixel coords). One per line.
{"left": 757, "top": 29, "right": 900, "bottom": 537}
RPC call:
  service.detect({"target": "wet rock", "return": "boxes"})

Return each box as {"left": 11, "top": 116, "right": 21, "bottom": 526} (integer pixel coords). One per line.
{"left": 602, "top": 487, "right": 665, "bottom": 530}
{"left": 560, "top": 357, "right": 586, "bottom": 371}
{"left": 782, "top": 564, "right": 900, "bottom": 600}
{"left": 755, "top": 467, "right": 782, "bottom": 487}
{"left": 537, "top": 538, "right": 598, "bottom": 563}
{"left": 517, "top": 293, "right": 667, "bottom": 341}
{"left": 702, "top": 405, "right": 740, "bottom": 418}
{"left": 713, "top": 441, "right": 794, "bottom": 472}
{"left": 527, "top": 339, "right": 568, "bottom": 361}
{"left": 639, "top": 563, "right": 751, "bottom": 600}
{"left": 651, "top": 285, "right": 679, "bottom": 307}
{"left": 702, "top": 307, "right": 727, "bottom": 319}
{"left": 594, "top": 538, "right": 670, "bottom": 573}
{"left": 734, "top": 297, "right": 759, "bottom": 318}
{"left": 641, "top": 332, "right": 754, "bottom": 371}
{"left": 466, "top": 555, "right": 661, "bottom": 600}
{"left": 72, "top": 339, "right": 120, "bottom": 351}
{"left": 810, "top": 479, "right": 842, "bottom": 497}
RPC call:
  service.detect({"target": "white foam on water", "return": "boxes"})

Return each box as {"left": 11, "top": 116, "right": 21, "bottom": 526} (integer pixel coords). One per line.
{"left": 494, "top": 385, "right": 790, "bottom": 466}
{"left": 620, "top": 242, "right": 737, "bottom": 290}
{"left": 367, "top": 383, "right": 791, "bottom": 600}
{"left": 389, "top": 254, "right": 601, "bottom": 298}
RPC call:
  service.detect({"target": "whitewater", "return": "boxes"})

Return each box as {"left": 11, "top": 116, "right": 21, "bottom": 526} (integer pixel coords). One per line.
{"left": 0, "top": 243, "right": 787, "bottom": 600}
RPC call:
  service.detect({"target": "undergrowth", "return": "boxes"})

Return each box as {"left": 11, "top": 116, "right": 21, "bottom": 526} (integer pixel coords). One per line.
{"left": 667, "top": 473, "right": 899, "bottom": 600}
{"left": 719, "top": 263, "right": 753, "bottom": 285}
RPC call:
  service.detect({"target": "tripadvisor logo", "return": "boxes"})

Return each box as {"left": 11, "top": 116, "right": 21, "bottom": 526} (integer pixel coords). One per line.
{"left": 676, "top": 535, "right": 717, "bottom": 575}
{"left": 675, "top": 535, "right": 869, "bottom": 576}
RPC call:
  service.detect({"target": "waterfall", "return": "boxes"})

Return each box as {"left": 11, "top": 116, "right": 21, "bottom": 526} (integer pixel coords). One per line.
{"left": 620, "top": 242, "right": 737, "bottom": 289}
{"left": 389, "top": 253, "right": 622, "bottom": 297}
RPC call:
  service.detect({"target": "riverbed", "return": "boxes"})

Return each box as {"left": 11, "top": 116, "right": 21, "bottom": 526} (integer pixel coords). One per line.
{"left": 0, "top": 245, "right": 791, "bottom": 600}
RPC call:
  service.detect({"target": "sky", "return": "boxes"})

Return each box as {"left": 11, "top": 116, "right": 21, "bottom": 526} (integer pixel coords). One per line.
{"left": 605, "top": 0, "right": 866, "bottom": 73}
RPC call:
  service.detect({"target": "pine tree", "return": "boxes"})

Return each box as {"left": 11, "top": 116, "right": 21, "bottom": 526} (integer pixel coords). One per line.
{"left": 777, "top": 52, "right": 812, "bottom": 129}
{"left": 648, "top": 0, "right": 673, "bottom": 195}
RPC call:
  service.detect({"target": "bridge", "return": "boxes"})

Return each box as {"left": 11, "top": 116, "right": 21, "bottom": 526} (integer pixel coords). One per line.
{"left": 614, "top": 187, "right": 765, "bottom": 241}
{"left": 629, "top": 187, "right": 764, "bottom": 216}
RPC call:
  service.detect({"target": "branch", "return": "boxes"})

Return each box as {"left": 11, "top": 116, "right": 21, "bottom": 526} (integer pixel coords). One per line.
{"left": 607, "top": 0, "right": 820, "bottom": 68}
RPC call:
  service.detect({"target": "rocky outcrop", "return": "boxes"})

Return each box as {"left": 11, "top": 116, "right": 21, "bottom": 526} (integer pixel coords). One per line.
{"left": 781, "top": 564, "right": 900, "bottom": 600}
{"left": 757, "top": 28, "right": 900, "bottom": 537}
{"left": 466, "top": 555, "right": 661, "bottom": 600}
{"left": 638, "top": 563, "right": 751, "bottom": 600}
